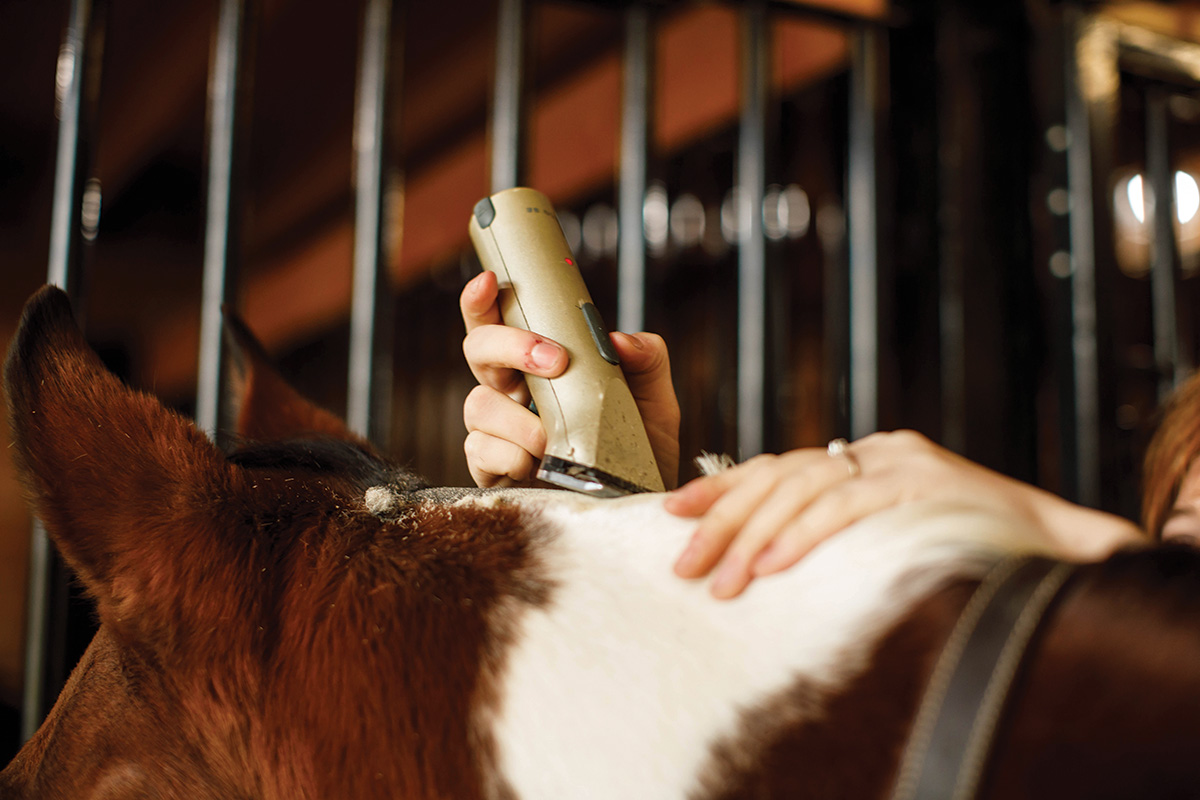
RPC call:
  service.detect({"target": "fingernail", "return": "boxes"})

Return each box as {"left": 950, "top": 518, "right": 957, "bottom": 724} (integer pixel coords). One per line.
{"left": 711, "top": 559, "right": 745, "bottom": 599}
{"left": 752, "top": 542, "right": 788, "bottom": 576}
{"left": 674, "top": 533, "right": 703, "bottom": 575}
{"left": 616, "top": 331, "right": 644, "bottom": 350}
{"left": 530, "top": 342, "right": 562, "bottom": 370}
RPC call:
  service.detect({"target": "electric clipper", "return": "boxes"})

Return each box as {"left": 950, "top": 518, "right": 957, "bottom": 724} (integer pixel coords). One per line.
{"left": 468, "top": 187, "right": 664, "bottom": 497}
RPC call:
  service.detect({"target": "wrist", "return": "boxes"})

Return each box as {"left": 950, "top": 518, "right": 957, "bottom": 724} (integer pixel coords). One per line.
{"left": 1035, "top": 492, "right": 1146, "bottom": 560}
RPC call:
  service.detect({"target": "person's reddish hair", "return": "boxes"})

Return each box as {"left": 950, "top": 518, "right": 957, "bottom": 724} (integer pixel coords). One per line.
{"left": 1143, "top": 371, "right": 1200, "bottom": 538}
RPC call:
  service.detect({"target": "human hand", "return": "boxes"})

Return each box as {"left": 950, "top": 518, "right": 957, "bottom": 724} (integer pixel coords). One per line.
{"left": 460, "top": 270, "right": 681, "bottom": 489}
{"left": 666, "top": 430, "right": 1145, "bottom": 599}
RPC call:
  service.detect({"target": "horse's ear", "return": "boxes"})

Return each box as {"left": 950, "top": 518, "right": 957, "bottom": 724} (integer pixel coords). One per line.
{"left": 4, "top": 287, "right": 237, "bottom": 628}
{"left": 223, "top": 308, "right": 367, "bottom": 447}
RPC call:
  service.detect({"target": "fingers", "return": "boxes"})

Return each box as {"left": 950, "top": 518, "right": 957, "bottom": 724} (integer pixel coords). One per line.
{"left": 465, "top": 431, "right": 539, "bottom": 488}
{"left": 611, "top": 332, "right": 681, "bottom": 488}
{"left": 668, "top": 446, "right": 885, "bottom": 599}
{"left": 463, "top": 385, "right": 548, "bottom": 488}
{"left": 750, "top": 478, "right": 905, "bottom": 576}
{"left": 461, "top": 271, "right": 501, "bottom": 333}
{"left": 462, "top": 325, "right": 568, "bottom": 399}
{"left": 673, "top": 457, "right": 787, "bottom": 582}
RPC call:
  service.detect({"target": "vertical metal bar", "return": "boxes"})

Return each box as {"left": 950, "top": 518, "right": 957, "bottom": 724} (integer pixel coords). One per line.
{"left": 935, "top": 7, "right": 966, "bottom": 454}
{"left": 47, "top": 1, "right": 93, "bottom": 296}
{"left": 1064, "top": 13, "right": 1098, "bottom": 507}
{"left": 617, "top": 5, "right": 651, "bottom": 335}
{"left": 349, "top": 0, "right": 398, "bottom": 446}
{"left": 491, "top": 0, "right": 524, "bottom": 193}
{"left": 1062, "top": 7, "right": 1118, "bottom": 508}
{"left": 1146, "top": 86, "right": 1182, "bottom": 399}
{"left": 25, "top": 0, "right": 106, "bottom": 742}
{"left": 737, "top": 3, "right": 768, "bottom": 458}
{"left": 196, "top": 0, "right": 254, "bottom": 439}
{"left": 848, "top": 27, "right": 881, "bottom": 442}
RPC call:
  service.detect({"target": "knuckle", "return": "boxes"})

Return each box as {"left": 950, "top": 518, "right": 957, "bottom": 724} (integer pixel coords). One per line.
{"left": 462, "top": 326, "right": 483, "bottom": 357}
{"left": 463, "top": 384, "right": 495, "bottom": 422}
{"left": 744, "top": 453, "right": 779, "bottom": 472}
{"left": 463, "top": 430, "right": 488, "bottom": 462}
{"left": 891, "top": 429, "right": 930, "bottom": 449}
{"left": 525, "top": 419, "right": 547, "bottom": 453}
{"left": 638, "top": 332, "right": 666, "bottom": 349}
{"left": 699, "top": 507, "right": 740, "bottom": 540}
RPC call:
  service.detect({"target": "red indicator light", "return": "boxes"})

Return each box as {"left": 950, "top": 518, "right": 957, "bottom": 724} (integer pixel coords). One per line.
{"left": 564, "top": 257, "right": 575, "bottom": 266}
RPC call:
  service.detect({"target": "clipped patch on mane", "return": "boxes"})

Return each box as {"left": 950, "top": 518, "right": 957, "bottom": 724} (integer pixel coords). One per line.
{"left": 365, "top": 485, "right": 401, "bottom": 516}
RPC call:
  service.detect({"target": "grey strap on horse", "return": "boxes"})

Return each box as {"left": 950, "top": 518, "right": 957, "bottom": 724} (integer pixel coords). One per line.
{"left": 890, "top": 555, "right": 1079, "bottom": 800}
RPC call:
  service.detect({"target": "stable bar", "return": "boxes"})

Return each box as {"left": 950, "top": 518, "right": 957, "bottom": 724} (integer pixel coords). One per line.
{"left": 491, "top": 0, "right": 524, "bottom": 192}
{"left": 1146, "top": 86, "right": 1183, "bottom": 399}
{"left": 617, "top": 5, "right": 650, "bottom": 335}
{"left": 847, "top": 27, "right": 882, "bottom": 442}
{"left": 737, "top": 3, "right": 768, "bottom": 458}
{"left": 25, "top": 0, "right": 107, "bottom": 742}
{"left": 1062, "top": 6, "right": 1117, "bottom": 509}
{"left": 196, "top": 0, "right": 255, "bottom": 440}
{"left": 348, "top": 0, "right": 399, "bottom": 446}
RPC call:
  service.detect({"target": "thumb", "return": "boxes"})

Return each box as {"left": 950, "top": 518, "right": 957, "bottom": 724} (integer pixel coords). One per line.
{"left": 611, "top": 332, "right": 671, "bottom": 395}
{"left": 610, "top": 331, "right": 681, "bottom": 488}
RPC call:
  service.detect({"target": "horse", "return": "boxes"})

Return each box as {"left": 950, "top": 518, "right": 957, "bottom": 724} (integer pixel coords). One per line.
{"left": 3, "top": 284, "right": 1200, "bottom": 799}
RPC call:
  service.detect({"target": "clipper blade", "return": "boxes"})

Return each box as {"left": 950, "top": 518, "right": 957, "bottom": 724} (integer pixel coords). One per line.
{"left": 537, "top": 455, "right": 656, "bottom": 498}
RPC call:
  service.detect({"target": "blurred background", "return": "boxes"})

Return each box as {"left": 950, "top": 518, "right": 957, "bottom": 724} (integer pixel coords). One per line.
{"left": 3, "top": 0, "right": 1200, "bottom": 763}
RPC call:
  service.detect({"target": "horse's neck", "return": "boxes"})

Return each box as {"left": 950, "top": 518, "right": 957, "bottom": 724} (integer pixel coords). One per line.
{"left": 471, "top": 493, "right": 1044, "bottom": 799}
{"left": 985, "top": 546, "right": 1200, "bottom": 799}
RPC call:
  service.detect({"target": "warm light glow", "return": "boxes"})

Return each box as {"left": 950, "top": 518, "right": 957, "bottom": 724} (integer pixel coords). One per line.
{"left": 1126, "top": 171, "right": 1199, "bottom": 225}
{"left": 1113, "top": 167, "right": 1200, "bottom": 279}
{"left": 1177, "top": 171, "right": 1200, "bottom": 224}
{"left": 1128, "top": 173, "right": 1145, "bottom": 224}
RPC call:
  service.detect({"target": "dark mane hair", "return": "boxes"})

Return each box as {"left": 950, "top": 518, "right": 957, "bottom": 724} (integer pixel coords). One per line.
{"left": 226, "top": 436, "right": 430, "bottom": 494}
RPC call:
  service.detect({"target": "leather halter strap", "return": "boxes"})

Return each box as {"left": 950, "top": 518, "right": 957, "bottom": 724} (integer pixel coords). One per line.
{"left": 890, "top": 555, "right": 1079, "bottom": 800}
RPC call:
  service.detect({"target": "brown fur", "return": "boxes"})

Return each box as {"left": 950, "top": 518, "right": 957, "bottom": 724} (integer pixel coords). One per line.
{"left": 693, "top": 581, "right": 978, "bottom": 799}
{"left": 9, "top": 286, "right": 1200, "bottom": 798}
{"left": 982, "top": 546, "right": 1200, "bottom": 799}
{"left": 697, "top": 547, "right": 1200, "bottom": 800}
{"left": 1, "top": 287, "right": 547, "bottom": 799}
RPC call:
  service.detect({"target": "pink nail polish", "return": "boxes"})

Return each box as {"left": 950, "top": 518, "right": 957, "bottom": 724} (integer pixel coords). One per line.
{"left": 530, "top": 342, "right": 561, "bottom": 370}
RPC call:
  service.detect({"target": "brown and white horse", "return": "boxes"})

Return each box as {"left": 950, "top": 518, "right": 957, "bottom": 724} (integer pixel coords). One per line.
{"left": 3, "top": 285, "right": 1200, "bottom": 799}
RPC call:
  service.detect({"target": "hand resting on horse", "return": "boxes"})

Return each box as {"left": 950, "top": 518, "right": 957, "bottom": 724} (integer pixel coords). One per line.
{"left": 665, "top": 430, "right": 1145, "bottom": 598}
{"left": 460, "top": 269, "right": 681, "bottom": 489}
{"left": 460, "top": 275, "right": 1143, "bottom": 600}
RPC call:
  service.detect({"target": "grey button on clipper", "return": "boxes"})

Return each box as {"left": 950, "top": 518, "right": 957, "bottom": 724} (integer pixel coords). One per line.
{"left": 580, "top": 302, "right": 620, "bottom": 365}
{"left": 473, "top": 197, "right": 496, "bottom": 228}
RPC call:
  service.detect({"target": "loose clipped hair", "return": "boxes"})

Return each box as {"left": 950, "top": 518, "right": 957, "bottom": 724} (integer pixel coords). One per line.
{"left": 1143, "top": 370, "right": 1200, "bottom": 538}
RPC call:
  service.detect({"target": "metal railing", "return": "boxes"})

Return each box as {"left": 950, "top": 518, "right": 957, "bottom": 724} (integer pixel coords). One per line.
{"left": 22, "top": 0, "right": 886, "bottom": 737}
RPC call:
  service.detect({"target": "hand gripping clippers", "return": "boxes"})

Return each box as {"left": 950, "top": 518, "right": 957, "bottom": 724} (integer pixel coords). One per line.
{"left": 468, "top": 187, "right": 664, "bottom": 497}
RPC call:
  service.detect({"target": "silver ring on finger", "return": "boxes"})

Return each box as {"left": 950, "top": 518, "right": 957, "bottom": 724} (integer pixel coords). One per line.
{"left": 826, "top": 437, "right": 861, "bottom": 478}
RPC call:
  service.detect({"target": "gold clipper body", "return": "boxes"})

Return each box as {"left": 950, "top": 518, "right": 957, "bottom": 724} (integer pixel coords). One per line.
{"left": 467, "top": 187, "right": 664, "bottom": 496}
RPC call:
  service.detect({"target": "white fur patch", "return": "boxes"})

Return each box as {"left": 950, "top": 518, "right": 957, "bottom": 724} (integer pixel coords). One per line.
{"left": 364, "top": 486, "right": 399, "bottom": 516}
{"left": 480, "top": 493, "right": 1059, "bottom": 799}
{"left": 695, "top": 451, "right": 736, "bottom": 476}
